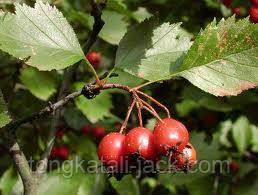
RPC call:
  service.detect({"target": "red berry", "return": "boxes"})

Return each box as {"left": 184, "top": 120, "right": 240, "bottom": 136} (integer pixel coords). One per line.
{"left": 50, "top": 146, "right": 69, "bottom": 160}
{"left": 233, "top": 7, "right": 241, "bottom": 16}
{"left": 222, "top": 0, "right": 231, "bottom": 7}
{"left": 251, "top": 0, "right": 258, "bottom": 7}
{"left": 93, "top": 126, "right": 106, "bottom": 139}
{"left": 86, "top": 52, "right": 101, "bottom": 69}
{"left": 81, "top": 125, "right": 93, "bottom": 135}
{"left": 249, "top": 6, "right": 258, "bottom": 23}
{"left": 153, "top": 118, "right": 189, "bottom": 156}
{"left": 55, "top": 129, "right": 65, "bottom": 139}
{"left": 124, "top": 127, "right": 157, "bottom": 161}
{"left": 98, "top": 132, "right": 126, "bottom": 168}
{"left": 230, "top": 161, "right": 240, "bottom": 174}
{"left": 58, "top": 146, "right": 70, "bottom": 160}
{"left": 172, "top": 143, "right": 197, "bottom": 170}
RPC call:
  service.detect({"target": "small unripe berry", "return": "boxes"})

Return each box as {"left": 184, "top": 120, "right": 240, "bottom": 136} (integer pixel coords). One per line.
{"left": 86, "top": 52, "right": 101, "bottom": 69}
{"left": 249, "top": 6, "right": 258, "bottom": 23}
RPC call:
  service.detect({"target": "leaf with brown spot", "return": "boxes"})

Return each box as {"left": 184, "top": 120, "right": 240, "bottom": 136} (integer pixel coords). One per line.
{"left": 179, "top": 16, "right": 258, "bottom": 96}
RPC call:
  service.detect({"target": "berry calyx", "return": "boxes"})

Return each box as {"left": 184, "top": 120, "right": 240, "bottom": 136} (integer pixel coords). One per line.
{"left": 124, "top": 127, "right": 156, "bottom": 161}
{"left": 98, "top": 132, "right": 126, "bottom": 168}
{"left": 172, "top": 143, "right": 197, "bottom": 171}
{"left": 249, "top": 6, "right": 258, "bottom": 23}
{"left": 153, "top": 118, "right": 189, "bottom": 156}
{"left": 51, "top": 146, "right": 69, "bottom": 160}
{"left": 86, "top": 51, "right": 101, "bottom": 69}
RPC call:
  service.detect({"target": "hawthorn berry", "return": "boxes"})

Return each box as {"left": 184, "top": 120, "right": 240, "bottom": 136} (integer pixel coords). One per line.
{"left": 93, "top": 126, "right": 106, "bottom": 139}
{"left": 222, "top": 0, "right": 231, "bottom": 7}
{"left": 86, "top": 51, "right": 101, "bottom": 69}
{"left": 81, "top": 125, "right": 93, "bottom": 136}
{"left": 51, "top": 146, "right": 69, "bottom": 160}
{"left": 249, "top": 6, "right": 258, "bottom": 23}
{"left": 153, "top": 118, "right": 189, "bottom": 156}
{"left": 98, "top": 132, "right": 126, "bottom": 168}
{"left": 229, "top": 161, "right": 240, "bottom": 174}
{"left": 124, "top": 127, "right": 157, "bottom": 161}
{"left": 171, "top": 143, "right": 197, "bottom": 171}
{"left": 251, "top": 0, "right": 258, "bottom": 7}
{"left": 55, "top": 129, "right": 65, "bottom": 139}
{"left": 233, "top": 7, "right": 241, "bottom": 16}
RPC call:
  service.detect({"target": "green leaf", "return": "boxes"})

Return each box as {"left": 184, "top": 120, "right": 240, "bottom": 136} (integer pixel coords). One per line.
{"left": 107, "top": 69, "right": 144, "bottom": 87}
{"left": 70, "top": 10, "right": 128, "bottom": 45}
{"left": 106, "top": 0, "right": 128, "bottom": 14}
{"left": 145, "top": 118, "right": 157, "bottom": 130}
{"left": 114, "top": 17, "right": 192, "bottom": 81}
{"left": 0, "top": 90, "right": 12, "bottom": 128}
{"left": 186, "top": 175, "right": 214, "bottom": 195}
{"left": 179, "top": 17, "right": 258, "bottom": 96}
{"left": 175, "top": 99, "right": 200, "bottom": 117}
{"left": 0, "top": 167, "right": 18, "bottom": 195}
{"left": 38, "top": 171, "right": 105, "bottom": 195}
{"left": 181, "top": 86, "right": 233, "bottom": 112}
{"left": 0, "top": 0, "right": 84, "bottom": 71}
{"left": 74, "top": 82, "right": 113, "bottom": 123}
{"left": 250, "top": 125, "right": 258, "bottom": 152}
{"left": 19, "top": 67, "right": 59, "bottom": 101}
{"left": 63, "top": 107, "right": 88, "bottom": 130}
{"left": 132, "top": 7, "right": 152, "bottom": 23}
{"left": 218, "top": 120, "right": 233, "bottom": 148}
{"left": 99, "top": 10, "right": 128, "bottom": 45}
{"left": 110, "top": 175, "right": 140, "bottom": 195}
{"left": 232, "top": 116, "right": 252, "bottom": 154}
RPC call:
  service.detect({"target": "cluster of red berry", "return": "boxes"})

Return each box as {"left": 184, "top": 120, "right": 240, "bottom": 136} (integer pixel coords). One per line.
{"left": 86, "top": 51, "right": 101, "bottom": 70}
{"left": 98, "top": 118, "right": 197, "bottom": 176}
{"left": 222, "top": 0, "right": 258, "bottom": 23}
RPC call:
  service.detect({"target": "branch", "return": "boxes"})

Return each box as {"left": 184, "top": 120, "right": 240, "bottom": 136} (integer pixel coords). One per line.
{"left": 2, "top": 131, "right": 36, "bottom": 195}
{"left": 83, "top": 0, "right": 105, "bottom": 52}
{"left": 4, "top": 90, "right": 82, "bottom": 130}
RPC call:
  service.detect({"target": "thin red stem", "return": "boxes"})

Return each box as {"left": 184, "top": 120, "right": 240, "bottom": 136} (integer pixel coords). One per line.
{"left": 136, "top": 90, "right": 170, "bottom": 118}
{"left": 142, "top": 105, "right": 162, "bottom": 121}
{"left": 119, "top": 99, "right": 136, "bottom": 133}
